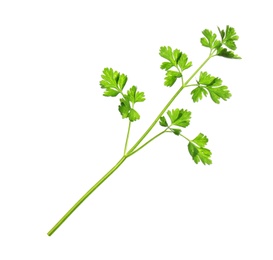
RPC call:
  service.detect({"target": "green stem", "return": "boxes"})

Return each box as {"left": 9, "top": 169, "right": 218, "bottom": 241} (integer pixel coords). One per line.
{"left": 127, "top": 54, "right": 212, "bottom": 155}
{"left": 47, "top": 156, "right": 127, "bottom": 236}
{"left": 124, "top": 120, "right": 131, "bottom": 154}
{"left": 179, "top": 133, "right": 191, "bottom": 142}
{"left": 184, "top": 84, "right": 198, "bottom": 88}
{"left": 166, "top": 130, "right": 191, "bottom": 142}
{"left": 127, "top": 129, "right": 167, "bottom": 157}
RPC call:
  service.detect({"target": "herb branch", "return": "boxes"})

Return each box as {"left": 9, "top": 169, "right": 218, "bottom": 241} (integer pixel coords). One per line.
{"left": 47, "top": 25, "right": 240, "bottom": 236}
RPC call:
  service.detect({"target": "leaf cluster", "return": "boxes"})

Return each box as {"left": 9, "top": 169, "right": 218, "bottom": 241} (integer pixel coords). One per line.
{"left": 100, "top": 68, "right": 127, "bottom": 97}
{"left": 191, "top": 72, "right": 232, "bottom": 104}
{"left": 188, "top": 133, "right": 212, "bottom": 165}
{"left": 100, "top": 68, "right": 145, "bottom": 122}
{"left": 119, "top": 86, "right": 145, "bottom": 122}
{"left": 159, "top": 108, "right": 191, "bottom": 135}
{"left": 159, "top": 46, "right": 192, "bottom": 87}
{"left": 99, "top": 25, "right": 240, "bottom": 165}
{"left": 201, "top": 25, "right": 241, "bottom": 59}
{"left": 159, "top": 109, "right": 212, "bottom": 165}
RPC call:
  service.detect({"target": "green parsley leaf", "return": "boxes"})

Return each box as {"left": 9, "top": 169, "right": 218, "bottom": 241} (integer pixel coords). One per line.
{"left": 200, "top": 26, "right": 241, "bottom": 59}
{"left": 200, "top": 29, "right": 221, "bottom": 50}
{"left": 199, "top": 71, "right": 221, "bottom": 86}
{"left": 188, "top": 142, "right": 198, "bottom": 158}
{"left": 188, "top": 142, "right": 212, "bottom": 165}
{"left": 218, "top": 26, "right": 225, "bottom": 40}
{"left": 159, "top": 46, "right": 179, "bottom": 66}
{"left": 160, "top": 62, "right": 174, "bottom": 70}
{"left": 164, "top": 70, "right": 182, "bottom": 87}
{"left": 160, "top": 46, "right": 192, "bottom": 87}
{"left": 118, "top": 96, "right": 131, "bottom": 119}
{"left": 118, "top": 74, "right": 128, "bottom": 91}
{"left": 178, "top": 53, "right": 192, "bottom": 71}
{"left": 101, "top": 88, "right": 120, "bottom": 97}
{"left": 173, "top": 49, "right": 182, "bottom": 64}
{"left": 216, "top": 26, "right": 241, "bottom": 59}
{"left": 118, "top": 95, "right": 141, "bottom": 122}
{"left": 159, "top": 109, "right": 191, "bottom": 136}
{"left": 188, "top": 133, "right": 211, "bottom": 165}
{"left": 129, "top": 108, "right": 140, "bottom": 121}
{"left": 192, "top": 133, "right": 208, "bottom": 148}
{"left": 191, "top": 87, "right": 208, "bottom": 102}
{"left": 160, "top": 46, "right": 192, "bottom": 72}
{"left": 159, "top": 46, "right": 175, "bottom": 66}
{"left": 218, "top": 25, "right": 239, "bottom": 50}
{"left": 167, "top": 108, "right": 191, "bottom": 128}
{"left": 206, "top": 85, "right": 231, "bottom": 104}
{"left": 159, "top": 116, "right": 168, "bottom": 127}
{"left": 191, "top": 72, "right": 231, "bottom": 104}
{"left": 100, "top": 68, "right": 128, "bottom": 97}
{"left": 170, "top": 128, "right": 181, "bottom": 135}
{"left": 217, "top": 48, "right": 241, "bottom": 59}
{"left": 127, "top": 86, "right": 145, "bottom": 103}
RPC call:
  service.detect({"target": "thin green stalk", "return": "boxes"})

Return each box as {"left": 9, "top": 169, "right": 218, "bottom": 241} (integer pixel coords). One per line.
{"left": 124, "top": 120, "right": 131, "bottom": 154}
{"left": 47, "top": 156, "right": 127, "bottom": 236}
{"left": 127, "top": 129, "right": 167, "bottom": 157}
{"left": 176, "top": 64, "right": 184, "bottom": 85}
{"left": 184, "top": 84, "right": 198, "bottom": 88}
{"left": 166, "top": 130, "right": 191, "bottom": 142}
{"left": 179, "top": 133, "right": 191, "bottom": 142}
{"left": 127, "top": 54, "right": 212, "bottom": 155}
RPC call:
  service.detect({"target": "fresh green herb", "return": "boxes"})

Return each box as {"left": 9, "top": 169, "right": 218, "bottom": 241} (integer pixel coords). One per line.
{"left": 160, "top": 46, "right": 192, "bottom": 86}
{"left": 159, "top": 109, "right": 191, "bottom": 136}
{"left": 188, "top": 133, "right": 212, "bottom": 165}
{"left": 191, "top": 72, "right": 232, "bottom": 103}
{"left": 201, "top": 25, "right": 241, "bottom": 59}
{"left": 47, "top": 25, "right": 240, "bottom": 236}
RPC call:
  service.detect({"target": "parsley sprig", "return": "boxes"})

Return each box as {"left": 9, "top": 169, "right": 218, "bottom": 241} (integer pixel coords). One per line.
{"left": 159, "top": 46, "right": 192, "bottom": 86}
{"left": 191, "top": 72, "right": 232, "bottom": 103}
{"left": 201, "top": 25, "right": 241, "bottom": 58}
{"left": 48, "top": 25, "right": 240, "bottom": 236}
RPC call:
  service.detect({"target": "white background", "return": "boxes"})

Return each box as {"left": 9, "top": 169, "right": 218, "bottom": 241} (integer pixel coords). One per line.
{"left": 1, "top": 0, "right": 272, "bottom": 259}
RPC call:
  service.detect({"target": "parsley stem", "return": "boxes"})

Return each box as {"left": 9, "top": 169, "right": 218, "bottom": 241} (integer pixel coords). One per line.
{"left": 127, "top": 54, "right": 212, "bottom": 155}
{"left": 127, "top": 129, "right": 167, "bottom": 157}
{"left": 184, "top": 84, "right": 198, "bottom": 88}
{"left": 124, "top": 120, "right": 131, "bottom": 154}
{"left": 179, "top": 133, "right": 191, "bottom": 142}
{"left": 166, "top": 130, "right": 191, "bottom": 142}
{"left": 47, "top": 156, "right": 127, "bottom": 236}
{"left": 184, "top": 54, "right": 213, "bottom": 86}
